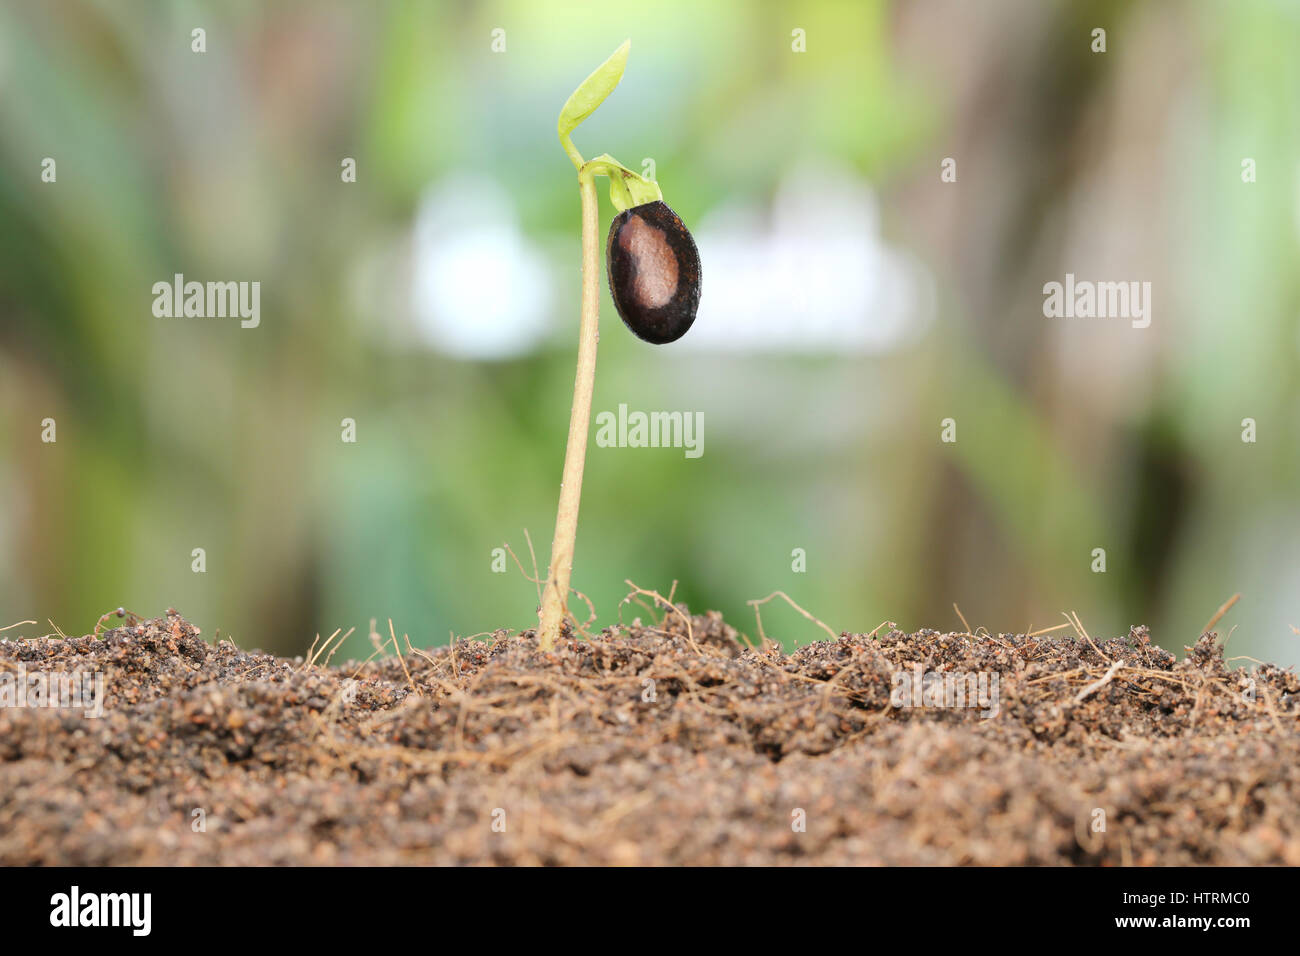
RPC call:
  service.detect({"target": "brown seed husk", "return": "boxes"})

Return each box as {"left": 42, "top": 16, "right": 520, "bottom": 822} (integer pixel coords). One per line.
{"left": 606, "top": 200, "right": 701, "bottom": 344}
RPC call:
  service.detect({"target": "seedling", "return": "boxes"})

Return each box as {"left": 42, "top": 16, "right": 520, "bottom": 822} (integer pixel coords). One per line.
{"left": 93, "top": 606, "right": 141, "bottom": 637}
{"left": 537, "top": 41, "right": 702, "bottom": 650}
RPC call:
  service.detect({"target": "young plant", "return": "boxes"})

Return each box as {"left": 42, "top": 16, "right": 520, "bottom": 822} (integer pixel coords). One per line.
{"left": 537, "top": 41, "right": 702, "bottom": 650}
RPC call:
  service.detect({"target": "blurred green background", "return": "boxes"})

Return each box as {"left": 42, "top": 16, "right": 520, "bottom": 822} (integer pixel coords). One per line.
{"left": 2, "top": 0, "right": 1298, "bottom": 666}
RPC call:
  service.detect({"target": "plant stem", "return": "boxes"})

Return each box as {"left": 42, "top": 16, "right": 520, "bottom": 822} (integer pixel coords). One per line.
{"left": 538, "top": 167, "right": 599, "bottom": 649}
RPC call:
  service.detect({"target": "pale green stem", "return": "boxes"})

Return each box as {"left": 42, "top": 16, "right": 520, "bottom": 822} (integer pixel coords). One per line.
{"left": 560, "top": 131, "right": 584, "bottom": 173}
{"left": 538, "top": 165, "right": 599, "bottom": 649}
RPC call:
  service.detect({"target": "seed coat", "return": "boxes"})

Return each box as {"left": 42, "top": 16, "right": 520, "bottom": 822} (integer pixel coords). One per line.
{"left": 606, "top": 201, "right": 701, "bottom": 344}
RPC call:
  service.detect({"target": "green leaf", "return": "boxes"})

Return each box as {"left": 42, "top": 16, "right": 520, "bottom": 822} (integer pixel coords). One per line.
{"left": 558, "top": 40, "right": 630, "bottom": 142}
{"left": 585, "top": 154, "right": 663, "bottom": 211}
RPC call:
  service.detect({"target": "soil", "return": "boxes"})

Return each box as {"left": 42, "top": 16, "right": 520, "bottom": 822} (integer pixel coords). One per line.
{"left": 1, "top": 609, "right": 1297, "bottom": 865}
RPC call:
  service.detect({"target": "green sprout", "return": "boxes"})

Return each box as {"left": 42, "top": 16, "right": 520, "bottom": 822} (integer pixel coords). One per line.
{"left": 537, "top": 40, "right": 702, "bottom": 650}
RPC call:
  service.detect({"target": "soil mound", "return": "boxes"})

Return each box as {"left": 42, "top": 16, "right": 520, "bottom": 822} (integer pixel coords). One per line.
{"left": 1, "top": 610, "right": 1296, "bottom": 865}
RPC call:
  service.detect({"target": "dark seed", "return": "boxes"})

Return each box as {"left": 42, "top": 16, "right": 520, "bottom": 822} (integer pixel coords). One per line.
{"left": 606, "top": 200, "right": 701, "bottom": 344}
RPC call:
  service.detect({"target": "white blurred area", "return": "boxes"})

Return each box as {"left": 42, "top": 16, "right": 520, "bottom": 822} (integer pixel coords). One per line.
{"left": 684, "top": 162, "right": 934, "bottom": 353}
{"left": 410, "top": 175, "right": 554, "bottom": 360}
{"left": 407, "top": 163, "right": 933, "bottom": 360}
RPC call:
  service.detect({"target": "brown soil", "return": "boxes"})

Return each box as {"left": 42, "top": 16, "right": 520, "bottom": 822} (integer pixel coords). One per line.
{"left": 1, "top": 609, "right": 1297, "bottom": 865}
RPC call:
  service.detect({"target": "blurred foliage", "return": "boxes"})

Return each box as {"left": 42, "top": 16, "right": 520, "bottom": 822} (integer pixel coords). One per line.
{"left": 1, "top": 0, "right": 1298, "bottom": 668}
